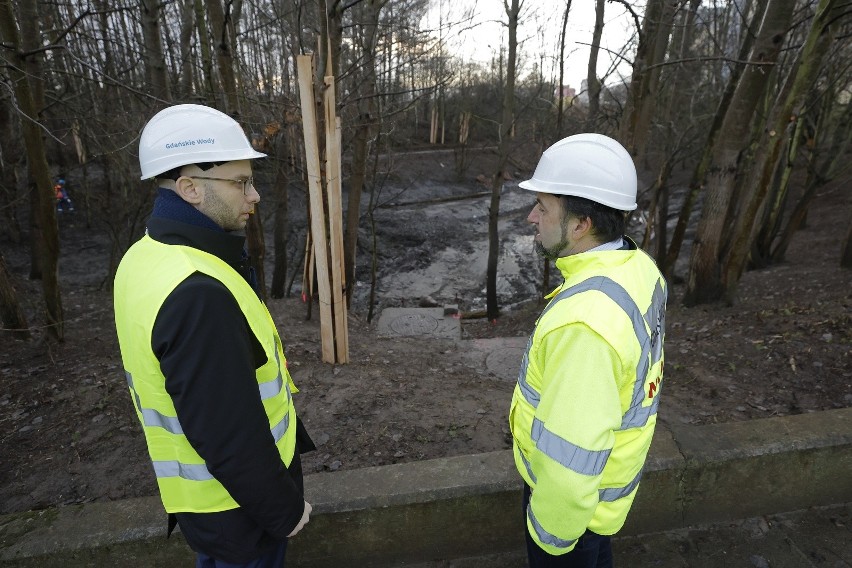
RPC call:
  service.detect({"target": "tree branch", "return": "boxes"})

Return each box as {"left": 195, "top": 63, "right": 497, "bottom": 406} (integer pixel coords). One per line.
{"left": 607, "top": 0, "right": 642, "bottom": 43}
{"left": 49, "top": 7, "right": 91, "bottom": 47}
{"left": 0, "top": 76, "right": 64, "bottom": 145}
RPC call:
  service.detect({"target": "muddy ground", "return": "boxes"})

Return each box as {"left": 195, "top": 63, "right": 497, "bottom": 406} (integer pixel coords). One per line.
{"left": 1, "top": 147, "right": 850, "bottom": 515}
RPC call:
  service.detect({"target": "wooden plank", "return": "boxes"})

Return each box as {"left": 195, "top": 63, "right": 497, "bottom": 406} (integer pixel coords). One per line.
{"left": 297, "top": 54, "right": 335, "bottom": 363}
{"left": 324, "top": 74, "right": 349, "bottom": 363}
{"left": 301, "top": 229, "right": 314, "bottom": 303}
{"left": 334, "top": 116, "right": 349, "bottom": 360}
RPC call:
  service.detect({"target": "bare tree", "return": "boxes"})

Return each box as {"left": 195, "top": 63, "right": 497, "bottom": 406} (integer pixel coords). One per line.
{"left": 486, "top": 0, "right": 520, "bottom": 321}
{"left": 344, "top": 0, "right": 387, "bottom": 304}
{"left": 684, "top": 0, "right": 797, "bottom": 306}
{"left": 176, "top": 0, "right": 197, "bottom": 98}
{"left": 554, "top": 2, "right": 572, "bottom": 140}
{"left": 720, "top": 0, "right": 843, "bottom": 302}
{"left": 842, "top": 217, "right": 852, "bottom": 269}
{"left": 0, "top": 250, "right": 29, "bottom": 339}
{"left": 585, "top": 0, "right": 604, "bottom": 131}
{"left": 663, "top": 0, "right": 769, "bottom": 277}
{"left": 772, "top": 90, "right": 852, "bottom": 264}
{"left": 140, "top": 0, "right": 172, "bottom": 101}
{"left": 206, "top": 0, "right": 241, "bottom": 115}
{"left": 194, "top": 0, "right": 218, "bottom": 106}
{"left": 0, "top": 0, "right": 64, "bottom": 340}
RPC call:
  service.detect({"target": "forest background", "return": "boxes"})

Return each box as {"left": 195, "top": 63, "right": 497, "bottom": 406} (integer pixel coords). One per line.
{"left": 0, "top": 0, "right": 850, "bottom": 514}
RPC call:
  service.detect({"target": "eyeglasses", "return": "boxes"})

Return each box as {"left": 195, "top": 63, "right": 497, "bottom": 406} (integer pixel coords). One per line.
{"left": 191, "top": 176, "right": 255, "bottom": 195}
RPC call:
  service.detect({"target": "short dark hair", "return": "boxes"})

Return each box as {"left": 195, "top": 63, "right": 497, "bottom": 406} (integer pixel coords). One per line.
{"left": 158, "top": 161, "right": 228, "bottom": 181}
{"left": 560, "top": 195, "right": 626, "bottom": 243}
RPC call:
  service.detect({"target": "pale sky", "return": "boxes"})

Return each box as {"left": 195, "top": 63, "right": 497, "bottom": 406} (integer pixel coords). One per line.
{"left": 426, "top": 0, "right": 641, "bottom": 90}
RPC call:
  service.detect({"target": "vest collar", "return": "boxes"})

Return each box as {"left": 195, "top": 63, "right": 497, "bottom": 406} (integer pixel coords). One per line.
{"left": 546, "top": 236, "right": 637, "bottom": 299}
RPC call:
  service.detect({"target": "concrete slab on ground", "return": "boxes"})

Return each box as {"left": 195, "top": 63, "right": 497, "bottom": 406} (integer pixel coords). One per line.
{"left": 455, "top": 337, "right": 527, "bottom": 383}
{"left": 376, "top": 307, "right": 461, "bottom": 340}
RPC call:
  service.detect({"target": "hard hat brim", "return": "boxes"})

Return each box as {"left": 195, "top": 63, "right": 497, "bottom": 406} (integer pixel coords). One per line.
{"left": 140, "top": 149, "right": 267, "bottom": 180}
{"left": 517, "top": 179, "right": 637, "bottom": 211}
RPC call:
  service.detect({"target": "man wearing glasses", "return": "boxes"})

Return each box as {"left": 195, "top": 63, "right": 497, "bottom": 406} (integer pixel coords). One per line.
{"left": 114, "top": 104, "right": 313, "bottom": 567}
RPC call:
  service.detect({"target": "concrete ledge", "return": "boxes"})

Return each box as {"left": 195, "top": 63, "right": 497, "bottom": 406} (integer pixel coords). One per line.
{"left": 2, "top": 408, "right": 850, "bottom": 566}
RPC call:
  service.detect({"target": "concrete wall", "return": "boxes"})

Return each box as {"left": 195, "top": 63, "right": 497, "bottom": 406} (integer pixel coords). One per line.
{"left": 2, "top": 408, "right": 850, "bottom": 567}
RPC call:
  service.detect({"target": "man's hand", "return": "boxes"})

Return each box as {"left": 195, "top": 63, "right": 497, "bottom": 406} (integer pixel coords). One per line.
{"left": 287, "top": 501, "right": 312, "bottom": 537}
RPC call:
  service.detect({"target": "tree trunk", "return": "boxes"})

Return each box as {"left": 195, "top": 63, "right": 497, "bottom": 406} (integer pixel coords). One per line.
{"left": 663, "top": 0, "right": 769, "bottom": 278}
{"left": 585, "top": 0, "right": 603, "bottom": 131}
{"left": 140, "top": 0, "right": 172, "bottom": 102}
{"left": 841, "top": 215, "right": 852, "bottom": 269}
{"left": 206, "top": 0, "right": 240, "bottom": 115}
{"left": 0, "top": 250, "right": 29, "bottom": 340}
{"left": 620, "top": 0, "right": 665, "bottom": 155}
{"left": 668, "top": 0, "right": 701, "bottom": 65}
{"left": 486, "top": 0, "right": 519, "bottom": 321}
{"left": 177, "top": 0, "right": 196, "bottom": 97}
{"left": 630, "top": 0, "right": 678, "bottom": 164}
{"left": 270, "top": 149, "right": 290, "bottom": 298}
{"left": 0, "top": 0, "right": 64, "bottom": 340}
{"left": 194, "top": 0, "right": 218, "bottom": 106}
{"left": 344, "top": 0, "right": 384, "bottom": 304}
{"left": 751, "top": 117, "right": 803, "bottom": 267}
{"left": 245, "top": 213, "right": 266, "bottom": 299}
{"left": 721, "top": 0, "right": 840, "bottom": 303}
{"left": 0, "top": 85, "right": 23, "bottom": 244}
{"left": 555, "top": 1, "right": 571, "bottom": 140}
{"left": 772, "top": 87, "right": 852, "bottom": 263}
{"left": 206, "top": 0, "right": 240, "bottom": 118}
{"left": 17, "top": 0, "right": 46, "bottom": 283}
{"left": 683, "top": 0, "right": 796, "bottom": 306}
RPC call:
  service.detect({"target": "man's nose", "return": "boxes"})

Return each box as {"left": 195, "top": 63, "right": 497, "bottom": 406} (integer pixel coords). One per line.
{"left": 247, "top": 184, "right": 260, "bottom": 204}
{"left": 527, "top": 207, "right": 538, "bottom": 224}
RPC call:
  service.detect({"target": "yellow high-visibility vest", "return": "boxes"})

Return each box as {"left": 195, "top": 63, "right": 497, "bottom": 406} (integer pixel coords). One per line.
{"left": 510, "top": 244, "right": 666, "bottom": 555}
{"left": 114, "top": 234, "right": 298, "bottom": 513}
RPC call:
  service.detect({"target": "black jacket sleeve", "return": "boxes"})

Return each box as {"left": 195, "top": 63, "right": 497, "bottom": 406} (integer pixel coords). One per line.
{"left": 152, "top": 273, "right": 304, "bottom": 540}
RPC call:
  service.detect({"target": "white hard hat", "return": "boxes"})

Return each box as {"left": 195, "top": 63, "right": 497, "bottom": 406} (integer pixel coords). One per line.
{"left": 138, "top": 104, "right": 267, "bottom": 180}
{"left": 518, "top": 133, "right": 637, "bottom": 211}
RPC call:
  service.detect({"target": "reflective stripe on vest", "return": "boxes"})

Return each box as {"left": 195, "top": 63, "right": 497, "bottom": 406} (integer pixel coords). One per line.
{"left": 127, "top": 369, "right": 289, "bottom": 432}
{"left": 519, "top": 450, "right": 538, "bottom": 484}
{"left": 528, "top": 503, "right": 577, "bottom": 551}
{"left": 521, "top": 442, "right": 643, "bottom": 501}
{"left": 126, "top": 363, "right": 292, "bottom": 483}
{"left": 153, "top": 461, "right": 214, "bottom": 481}
{"left": 532, "top": 418, "right": 610, "bottom": 476}
{"left": 150, "top": 414, "right": 292, "bottom": 483}
{"left": 517, "top": 275, "right": 665, "bottom": 431}
{"left": 126, "top": 371, "right": 184, "bottom": 435}
{"left": 599, "top": 467, "right": 643, "bottom": 502}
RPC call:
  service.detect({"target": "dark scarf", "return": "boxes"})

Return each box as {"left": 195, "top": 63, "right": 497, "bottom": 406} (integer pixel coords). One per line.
{"left": 151, "top": 187, "right": 222, "bottom": 231}
{"left": 148, "top": 188, "right": 260, "bottom": 296}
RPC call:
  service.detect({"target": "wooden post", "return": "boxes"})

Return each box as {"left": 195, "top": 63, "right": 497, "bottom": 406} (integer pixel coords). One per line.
{"left": 323, "top": 74, "right": 349, "bottom": 363}
{"left": 301, "top": 229, "right": 313, "bottom": 303}
{"left": 297, "top": 54, "right": 335, "bottom": 363}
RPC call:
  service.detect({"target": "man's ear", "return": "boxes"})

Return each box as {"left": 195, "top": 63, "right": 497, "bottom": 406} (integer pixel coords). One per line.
{"left": 174, "top": 176, "right": 203, "bottom": 204}
{"left": 571, "top": 215, "right": 593, "bottom": 238}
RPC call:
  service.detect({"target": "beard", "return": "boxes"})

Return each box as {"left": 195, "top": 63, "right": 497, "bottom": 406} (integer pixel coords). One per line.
{"left": 534, "top": 238, "right": 570, "bottom": 262}
{"left": 200, "top": 185, "right": 244, "bottom": 232}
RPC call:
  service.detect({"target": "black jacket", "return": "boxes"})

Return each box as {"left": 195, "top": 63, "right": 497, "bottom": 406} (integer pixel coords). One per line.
{"left": 147, "top": 215, "right": 312, "bottom": 563}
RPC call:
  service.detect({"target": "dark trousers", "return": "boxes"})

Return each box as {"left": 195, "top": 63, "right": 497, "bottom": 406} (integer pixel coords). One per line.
{"left": 196, "top": 539, "right": 287, "bottom": 568}
{"left": 523, "top": 484, "right": 613, "bottom": 568}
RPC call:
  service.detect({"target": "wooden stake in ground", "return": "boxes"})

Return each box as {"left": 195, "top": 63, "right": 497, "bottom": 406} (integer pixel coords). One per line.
{"left": 324, "top": 74, "right": 349, "bottom": 363}
{"left": 297, "top": 54, "right": 335, "bottom": 363}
